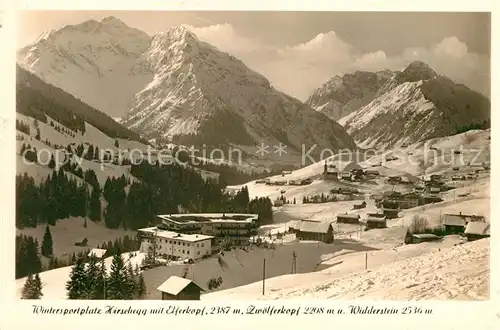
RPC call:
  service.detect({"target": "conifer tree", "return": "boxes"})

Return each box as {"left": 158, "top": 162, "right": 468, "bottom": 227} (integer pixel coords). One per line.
{"left": 106, "top": 253, "right": 130, "bottom": 299}
{"left": 85, "top": 254, "right": 100, "bottom": 299}
{"left": 137, "top": 273, "right": 146, "bottom": 298}
{"left": 41, "top": 225, "right": 53, "bottom": 258}
{"left": 33, "top": 273, "right": 43, "bottom": 299}
{"left": 66, "top": 257, "right": 88, "bottom": 299}
{"left": 48, "top": 154, "right": 56, "bottom": 169}
{"left": 21, "top": 272, "right": 43, "bottom": 299}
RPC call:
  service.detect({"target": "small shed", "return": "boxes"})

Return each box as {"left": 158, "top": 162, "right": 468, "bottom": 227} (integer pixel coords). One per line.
{"left": 295, "top": 220, "right": 334, "bottom": 243}
{"left": 337, "top": 213, "right": 361, "bottom": 224}
{"left": 157, "top": 276, "right": 204, "bottom": 300}
{"left": 366, "top": 214, "right": 387, "bottom": 229}
{"left": 464, "top": 222, "right": 490, "bottom": 242}
{"left": 87, "top": 248, "right": 107, "bottom": 259}
{"left": 410, "top": 233, "right": 441, "bottom": 244}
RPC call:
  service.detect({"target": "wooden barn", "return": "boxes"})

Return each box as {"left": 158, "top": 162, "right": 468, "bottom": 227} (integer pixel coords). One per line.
{"left": 337, "top": 213, "right": 361, "bottom": 224}
{"left": 442, "top": 214, "right": 467, "bottom": 234}
{"left": 157, "top": 276, "right": 204, "bottom": 300}
{"left": 295, "top": 220, "right": 334, "bottom": 243}
{"left": 464, "top": 222, "right": 490, "bottom": 242}
{"left": 365, "top": 214, "right": 387, "bottom": 229}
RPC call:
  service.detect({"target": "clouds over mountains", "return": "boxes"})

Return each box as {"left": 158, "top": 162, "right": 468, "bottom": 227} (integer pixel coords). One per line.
{"left": 186, "top": 23, "right": 490, "bottom": 100}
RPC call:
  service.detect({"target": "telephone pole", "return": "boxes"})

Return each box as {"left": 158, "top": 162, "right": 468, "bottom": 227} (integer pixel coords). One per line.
{"left": 291, "top": 250, "right": 297, "bottom": 274}
{"left": 262, "top": 258, "right": 266, "bottom": 295}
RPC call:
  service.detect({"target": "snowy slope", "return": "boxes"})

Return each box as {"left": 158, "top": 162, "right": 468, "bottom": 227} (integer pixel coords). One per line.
{"left": 202, "top": 238, "right": 489, "bottom": 300}
{"left": 306, "top": 70, "right": 394, "bottom": 121}
{"left": 339, "top": 61, "right": 490, "bottom": 149}
{"left": 18, "top": 17, "right": 153, "bottom": 118}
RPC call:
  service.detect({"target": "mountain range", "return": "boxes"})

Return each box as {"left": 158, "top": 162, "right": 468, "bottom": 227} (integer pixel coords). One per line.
{"left": 18, "top": 17, "right": 355, "bottom": 158}
{"left": 18, "top": 17, "right": 490, "bottom": 154}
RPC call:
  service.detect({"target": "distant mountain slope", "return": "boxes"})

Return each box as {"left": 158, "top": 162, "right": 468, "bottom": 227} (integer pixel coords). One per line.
{"left": 122, "top": 26, "right": 356, "bottom": 155}
{"left": 339, "top": 61, "right": 490, "bottom": 149}
{"left": 17, "top": 16, "right": 153, "bottom": 118}
{"left": 306, "top": 70, "right": 394, "bottom": 121}
{"left": 17, "top": 65, "right": 147, "bottom": 143}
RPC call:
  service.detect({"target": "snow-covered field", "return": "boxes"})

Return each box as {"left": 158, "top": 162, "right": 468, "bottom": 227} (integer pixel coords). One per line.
{"left": 203, "top": 237, "right": 489, "bottom": 300}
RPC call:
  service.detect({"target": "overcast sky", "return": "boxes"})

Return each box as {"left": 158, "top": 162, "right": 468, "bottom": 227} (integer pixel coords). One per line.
{"left": 18, "top": 11, "right": 491, "bottom": 99}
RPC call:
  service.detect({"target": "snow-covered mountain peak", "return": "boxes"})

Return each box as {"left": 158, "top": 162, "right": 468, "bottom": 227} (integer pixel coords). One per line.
{"left": 401, "top": 60, "right": 439, "bottom": 82}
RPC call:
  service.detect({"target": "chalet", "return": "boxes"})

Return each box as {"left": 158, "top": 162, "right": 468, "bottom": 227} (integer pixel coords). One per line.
{"left": 343, "top": 162, "right": 363, "bottom": 173}
{"left": 273, "top": 199, "right": 285, "bottom": 207}
{"left": 400, "top": 174, "right": 419, "bottom": 185}
{"left": 381, "top": 201, "right": 399, "bottom": 219}
{"left": 452, "top": 175, "right": 466, "bottom": 181}
{"left": 430, "top": 174, "right": 443, "bottom": 181}
{"left": 295, "top": 220, "right": 334, "bottom": 243}
{"left": 365, "top": 170, "right": 380, "bottom": 177}
{"left": 410, "top": 233, "right": 441, "bottom": 244}
{"left": 340, "top": 171, "right": 352, "bottom": 181}
{"left": 387, "top": 176, "right": 401, "bottom": 184}
{"left": 87, "top": 248, "right": 107, "bottom": 260}
{"left": 428, "top": 187, "right": 441, "bottom": 194}
{"left": 301, "top": 178, "right": 313, "bottom": 185}
{"left": 420, "top": 195, "right": 443, "bottom": 204}
{"left": 464, "top": 222, "right": 490, "bottom": 241}
{"left": 337, "top": 213, "right": 361, "bottom": 224}
{"left": 452, "top": 167, "right": 460, "bottom": 171}
{"left": 365, "top": 214, "right": 387, "bottom": 229}
{"left": 442, "top": 215, "right": 467, "bottom": 234}
{"left": 353, "top": 201, "right": 367, "bottom": 210}
{"left": 157, "top": 276, "right": 204, "bottom": 300}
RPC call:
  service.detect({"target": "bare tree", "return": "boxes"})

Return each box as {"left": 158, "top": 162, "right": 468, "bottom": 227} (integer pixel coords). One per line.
{"left": 409, "top": 215, "right": 429, "bottom": 234}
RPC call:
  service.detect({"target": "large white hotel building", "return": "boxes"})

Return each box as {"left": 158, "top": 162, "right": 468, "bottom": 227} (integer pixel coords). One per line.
{"left": 137, "top": 213, "right": 259, "bottom": 259}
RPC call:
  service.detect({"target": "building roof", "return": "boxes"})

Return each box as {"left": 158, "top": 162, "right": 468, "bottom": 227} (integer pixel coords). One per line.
{"left": 157, "top": 276, "right": 204, "bottom": 295}
{"left": 138, "top": 227, "right": 214, "bottom": 242}
{"left": 298, "top": 220, "right": 332, "bottom": 234}
{"left": 366, "top": 217, "right": 387, "bottom": 223}
{"left": 158, "top": 213, "right": 258, "bottom": 224}
{"left": 337, "top": 213, "right": 360, "bottom": 219}
{"left": 412, "top": 233, "right": 440, "bottom": 239}
{"left": 88, "top": 248, "right": 107, "bottom": 258}
{"left": 464, "top": 222, "right": 490, "bottom": 236}
{"left": 342, "top": 162, "right": 363, "bottom": 172}
{"left": 442, "top": 214, "right": 467, "bottom": 227}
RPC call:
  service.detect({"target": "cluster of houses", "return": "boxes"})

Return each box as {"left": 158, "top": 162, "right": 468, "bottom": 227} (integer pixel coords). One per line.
{"left": 255, "top": 178, "right": 312, "bottom": 186}
{"left": 323, "top": 161, "right": 368, "bottom": 181}
{"left": 407, "top": 213, "right": 489, "bottom": 244}
{"left": 336, "top": 212, "right": 388, "bottom": 230}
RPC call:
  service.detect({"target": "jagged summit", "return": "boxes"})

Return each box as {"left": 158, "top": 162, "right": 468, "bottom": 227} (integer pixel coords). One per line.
{"left": 400, "top": 60, "right": 439, "bottom": 82}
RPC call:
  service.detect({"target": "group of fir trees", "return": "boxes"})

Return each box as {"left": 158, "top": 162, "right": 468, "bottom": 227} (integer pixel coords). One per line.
{"left": 66, "top": 253, "right": 146, "bottom": 300}
{"left": 16, "top": 170, "right": 95, "bottom": 228}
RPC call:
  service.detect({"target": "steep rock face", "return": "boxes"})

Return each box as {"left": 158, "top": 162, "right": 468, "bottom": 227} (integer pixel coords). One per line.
{"left": 339, "top": 61, "right": 490, "bottom": 149}
{"left": 306, "top": 70, "right": 394, "bottom": 121}
{"left": 123, "top": 26, "right": 356, "bottom": 156}
{"left": 17, "top": 16, "right": 153, "bottom": 117}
